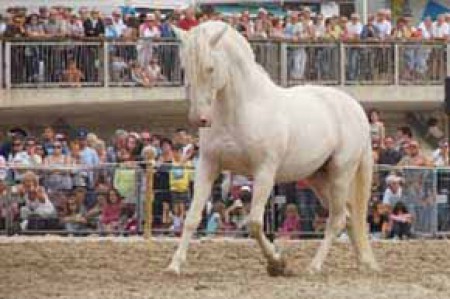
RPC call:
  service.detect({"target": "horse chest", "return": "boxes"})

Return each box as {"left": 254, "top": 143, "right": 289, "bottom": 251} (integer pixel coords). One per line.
{"left": 204, "top": 132, "right": 252, "bottom": 173}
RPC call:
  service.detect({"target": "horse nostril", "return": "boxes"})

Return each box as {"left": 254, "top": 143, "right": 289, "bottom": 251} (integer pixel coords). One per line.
{"left": 200, "top": 119, "right": 208, "bottom": 126}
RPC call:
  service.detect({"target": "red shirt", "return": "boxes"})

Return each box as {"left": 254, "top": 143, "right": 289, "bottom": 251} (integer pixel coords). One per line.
{"left": 178, "top": 18, "right": 198, "bottom": 31}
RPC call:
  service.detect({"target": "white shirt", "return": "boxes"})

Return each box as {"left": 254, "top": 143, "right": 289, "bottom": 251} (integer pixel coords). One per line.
{"left": 432, "top": 148, "right": 448, "bottom": 166}
{"left": 382, "top": 187, "right": 403, "bottom": 206}
{"left": 374, "top": 20, "right": 392, "bottom": 39}
{"left": 346, "top": 22, "right": 363, "bottom": 38}
{"left": 432, "top": 22, "right": 449, "bottom": 38}
{"left": 417, "top": 22, "right": 432, "bottom": 40}
{"left": 113, "top": 19, "right": 127, "bottom": 37}
{"left": 140, "top": 25, "right": 161, "bottom": 38}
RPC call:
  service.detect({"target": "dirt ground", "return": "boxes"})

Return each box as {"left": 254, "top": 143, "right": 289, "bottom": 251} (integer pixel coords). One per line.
{"left": 1, "top": 237, "right": 450, "bottom": 299}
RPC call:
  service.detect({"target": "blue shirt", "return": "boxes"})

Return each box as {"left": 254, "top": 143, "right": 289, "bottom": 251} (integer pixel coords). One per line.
{"left": 80, "top": 147, "right": 99, "bottom": 166}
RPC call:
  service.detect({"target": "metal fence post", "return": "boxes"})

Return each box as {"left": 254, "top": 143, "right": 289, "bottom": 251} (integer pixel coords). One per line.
{"left": 447, "top": 43, "right": 450, "bottom": 77}
{"left": 0, "top": 41, "right": 3, "bottom": 90}
{"left": 394, "top": 43, "right": 400, "bottom": 85}
{"left": 4, "top": 42, "right": 11, "bottom": 89}
{"left": 280, "top": 42, "right": 288, "bottom": 87}
{"left": 144, "top": 149, "right": 155, "bottom": 239}
{"left": 339, "top": 42, "right": 346, "bottom": 85}
{"left": 103, "top": 41, "right": 109, "bottom": 87}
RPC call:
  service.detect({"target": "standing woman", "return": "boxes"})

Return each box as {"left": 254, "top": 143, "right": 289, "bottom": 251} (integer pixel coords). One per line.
{"left": 368, "top": 108, "right": 386, "bottom": 148}
{"left": 43, "top": 140, "right": 73, "bottom": 193}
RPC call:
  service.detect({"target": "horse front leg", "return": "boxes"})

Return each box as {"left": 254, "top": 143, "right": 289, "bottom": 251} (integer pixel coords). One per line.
{"left": 248, "top": 170, "right": 288, "bottom": 276}
{"left": 166, "top": 158, "right": 218, "bottom": 275}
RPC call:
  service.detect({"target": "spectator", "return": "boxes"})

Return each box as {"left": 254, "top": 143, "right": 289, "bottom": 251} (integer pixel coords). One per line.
{"left": 42, "top": 126, "right": 56, "bottom": 156}
{"left": 432, "top": 14, "right": 449, "bottom": 40}
{"left": 104, "top": 17, "right": 119, "bottom": 39}
{"left": 77, "top": 128, "right": 100, "bottom": 189}
{"left": 25, "top": 13, "right": 45, "bottom": 37}
{"left": 155, "top": 138, "right": 173, "bottom": 226}
{"left": 278, "top": 203, "right": 301, "bottom": 239}
{"left": 111, "top": 9, "right": 127, "bottom": 38}
{"left": 395, "top": 126, "right": 413, "bottom": 155}
{"left": 100, "top": 188, "right": 123, "bottom": 233}
{"left": 44, "top": 139, "right": 73, "bottom": 192}
{"left": 83, "top": 9, "right": 104, "bottom": 37}
{"left": 360, "top": 15, "right": 380, "bottom": 40}
{"left": 426, "top": 117, "right": 444, "bottom": 142}
{"left": 131, "top": 61, "right": 152, "bottom": 87}
{"left": 62, "top": 191, "right": 87, "bottom": 233}
{"left": 178, "top": 6, "right": 198, "bottom": 31}
{"left": 313, "top": 204, "right": 328, "bottom": 233}
{"left": 389, "top": 201, "right": 413, "bottom": 239}
{"left": 374, "top": 9, "right": 392, "bottom": 40}
{"left": 146, "top": 57, "right": 166, "bottom": 85}
{"left": 368, "top": 109, "right": 385, "bottom": 148}
{"left": 160, "top": 13, "right": 176, "bottom": 38}
{"left": 63, "top": 60, "right": 84, "bottom": 86}
{"left": 84, "top": 190, "right": 107, "bottom": 229}
{"left": 398, "top": 140, "right": 431, "bottom": 167}
{"left": 206, "top": 200, "right": 227, "bottom": 235}
{"left": 224, "top": 199, "right": 249, "bottom": 234}
{"left": 382, "top": 174, "right": 405, "bottom": 209}
{"left": 18, "top": 171, "right": 57, "bottom": 230}
{"left": 0, "top": 15, "right": 7, "bottom": 36}
{"left": 432, "top": 139, "right": 449, "bottom": 166}
{"left": 44, "top": 9, "right": 65, "bottom": 37}
{"left": 367, "top": 201, "right": 390, "bottom": 239}
{"left": 67, "top": 14, "right": 84, "bottom": 38}
{"left": 4, "top": 15, "right": 25, "bottom": 38}
{"left": 139, "top": 13, "right": 161, "bottom": 38}
{"left": 378, "top": 136, "right": 402, "bottom": 165}
{"left": 169, "top": 144, "right": 193, "bottom": 221}
{"left": 346, "top": 13, "right": 363, "bottom": 80}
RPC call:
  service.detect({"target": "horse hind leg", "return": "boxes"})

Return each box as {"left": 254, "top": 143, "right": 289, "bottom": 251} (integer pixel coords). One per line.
{"left": 346, "top": 154, "right": 379, "bottom": 271}
{"left": 308, "top": 173, "right": 349, "bottom": 273}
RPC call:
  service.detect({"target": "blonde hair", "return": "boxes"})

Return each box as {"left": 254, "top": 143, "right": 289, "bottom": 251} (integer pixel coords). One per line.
{"left": 285, "top": 203, "right": 299, "bottom": 216}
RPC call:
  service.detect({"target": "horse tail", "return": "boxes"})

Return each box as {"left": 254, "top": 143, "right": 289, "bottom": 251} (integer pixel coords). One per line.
{"left": 347, "top": 143, "right": 378, "bottom": 268}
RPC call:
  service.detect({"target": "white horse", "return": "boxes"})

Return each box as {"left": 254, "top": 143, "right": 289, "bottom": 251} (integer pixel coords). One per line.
{"left": 167, "top": 21, "right": 379, "bottom": 276}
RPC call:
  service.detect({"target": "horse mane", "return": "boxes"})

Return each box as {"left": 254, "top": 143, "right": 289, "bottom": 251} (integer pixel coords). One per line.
{"left": 189, "top": 21, "right": 274, "bottom": 84}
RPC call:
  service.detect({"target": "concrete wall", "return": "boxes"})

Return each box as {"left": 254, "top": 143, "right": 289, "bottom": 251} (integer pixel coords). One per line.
{"left": 0, "top": 85, "right": 444, "bottom": 137}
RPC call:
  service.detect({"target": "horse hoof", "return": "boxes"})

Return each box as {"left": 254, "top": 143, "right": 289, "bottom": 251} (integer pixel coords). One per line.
{"left": 164, "top": 264, "right": 181, "bottom": 276}
{"left": 359, "top": 260, "right": 380, "bottom": 273}
{"left": 306, "top": 263, "right": 322, "bottom": 275}
{"left": 267, "top": 255, "right": 291, "bottom": 277}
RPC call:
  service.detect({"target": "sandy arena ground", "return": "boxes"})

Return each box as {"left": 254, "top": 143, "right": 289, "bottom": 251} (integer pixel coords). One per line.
{"left": 1, "top": 237, "right": 450, "bottom": 299}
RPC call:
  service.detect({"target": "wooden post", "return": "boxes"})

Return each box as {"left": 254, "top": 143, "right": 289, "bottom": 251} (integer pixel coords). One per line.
{"left": 144, "top": 147, "right": 156, "bottom": 239}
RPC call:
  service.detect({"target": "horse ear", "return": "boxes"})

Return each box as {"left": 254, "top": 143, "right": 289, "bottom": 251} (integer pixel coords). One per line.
{"left": 172, "top": 26, "right": 188, "bottom": 44}
{"left": 209, "top": 25, "right": 228, "bottom": 48}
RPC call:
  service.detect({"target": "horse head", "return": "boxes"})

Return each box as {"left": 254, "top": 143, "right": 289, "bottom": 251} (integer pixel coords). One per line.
{"left": 173, "top": 22, "right": 229, "bottom": 127}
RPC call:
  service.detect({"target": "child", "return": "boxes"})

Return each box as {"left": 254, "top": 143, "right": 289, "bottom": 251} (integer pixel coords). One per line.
{"left": 100, "top": 188, "right": 123, "bottom": 234}
{"left": 206, "top": 201, "right": 226, "bottom": 236}
{"left": 169, "top": 144, "right": 193, "bottom": 221}
{"left": 169, "top": 203, "right": 183, "bottom": 236}
{"left": 63, "top": 192, "right": 87, "bottom": 234}
{"left": 389, "top": 201, "right": 413, "bottom": 239}
{"left": 64, "top": 60, "right": 84, "bottom": 86}
{"left": 278, "top": 203, "right": 301, "bottom": 239}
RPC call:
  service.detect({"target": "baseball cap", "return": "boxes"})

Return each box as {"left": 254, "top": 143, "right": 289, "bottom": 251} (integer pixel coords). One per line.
{"left": 76, "top": 128, "right": 89, "bottom": 139}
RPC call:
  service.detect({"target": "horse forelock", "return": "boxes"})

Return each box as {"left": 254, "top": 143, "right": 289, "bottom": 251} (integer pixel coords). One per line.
{"left": 184, "top": 22, "right": 257, "bottom": 80}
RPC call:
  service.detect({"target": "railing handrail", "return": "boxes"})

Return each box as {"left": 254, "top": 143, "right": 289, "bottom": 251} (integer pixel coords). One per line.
{"left": 3, "top": 38, "right": 448, "bottom": 89}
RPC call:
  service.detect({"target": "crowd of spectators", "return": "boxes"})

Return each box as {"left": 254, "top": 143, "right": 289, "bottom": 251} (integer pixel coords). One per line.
{"left": 0, "top": 109, "right": 447, "bottom": 239}
{"left": 2, "top": 5, "right": 450, "bottom": 86}
{"left": 1, "top": 5, "right": 449, "bottom": 41}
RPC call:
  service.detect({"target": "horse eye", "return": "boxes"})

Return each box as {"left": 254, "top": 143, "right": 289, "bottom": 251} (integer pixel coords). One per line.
{"left": 206, "top": 67, "right": 214, "bottom": 73}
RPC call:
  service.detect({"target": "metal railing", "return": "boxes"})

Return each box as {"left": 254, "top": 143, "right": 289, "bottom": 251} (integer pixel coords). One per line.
{"left": 1, "top": 39, "right": 449, "bottom": 89}
{"left": 0, "top": 163, "right": 449, "bottom": 238}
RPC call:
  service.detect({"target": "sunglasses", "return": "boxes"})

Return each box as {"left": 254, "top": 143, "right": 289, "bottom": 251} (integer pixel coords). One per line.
{"left": 26, "top": 143, "right": 35, "bottom": 147}
{"left": 13, "top": 143, "right": 22, "bottom": 147}
{"left": 54, "top": 144, "right": 62, "bottom": 149}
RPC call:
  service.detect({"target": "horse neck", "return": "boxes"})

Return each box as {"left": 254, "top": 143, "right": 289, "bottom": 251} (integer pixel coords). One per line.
{"left": 212, "top": 59, "right": 277, "bottom": 127}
